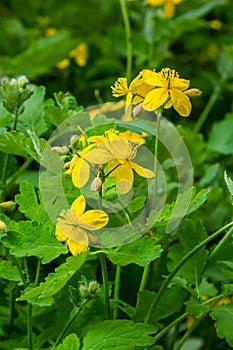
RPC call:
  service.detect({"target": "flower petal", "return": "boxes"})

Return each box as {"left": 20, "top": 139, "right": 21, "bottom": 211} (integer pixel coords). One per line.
{"left": 143, "top": 88, "right": 169, "bottom": 111}
{"left": 57, "top": 209, "right": 89, "bottom": 243}
{"left": 80, "top": 210, "right": 109, "bottom": 230}
{"left": 71, "top": 195, "right": 86, "bottom": 216}
{"left": 67, "top": 238, "right": 88, "bottom": 255}
{"left": 55, "top": 227, "right": 67, "bottom": 242}
{"left": 130, "top": 161, "right": 155, "bottom": 178}
{"left": 71, "top": 158, "right": 90, "bottom": 188}
{"left": 171, "top": 77, "right": 190, "bottom": 91}
{"left": 115, "top": 162, "right": 134, "bottom": 194}
{"left": 85, "top": 148, "right": 112, "bottom": 164}
{"left": 170, "top": 89, "right": 192, "bottom": 117}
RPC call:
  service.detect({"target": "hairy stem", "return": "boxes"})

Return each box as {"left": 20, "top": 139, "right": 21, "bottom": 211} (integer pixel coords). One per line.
{"left": 99, "top": 252, "right": 111, "bottom": 319}
{"left": 119, "top": 0, "right": 132, "bottom": 80}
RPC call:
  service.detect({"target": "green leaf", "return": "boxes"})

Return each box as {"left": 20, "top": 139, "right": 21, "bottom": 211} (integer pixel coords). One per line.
{"left": 82, "top": 320, "right": 156, "bottom": 350}
{"left": 185, "top": 297, "right": 209, "bottom": 317}
{"left": 210, "top": 304, "right": 233, "bottom": 347}
{"left": 18, "top": 253, "right": 86, "bottom": 304}
{"left": 134, "top": 285, "right": 187, "bottom": 323}
{"left": 51, "top": 334, "right": 80, "bottom": 350}
{"left": 167, "top": 219, "right": 208, "bottom": 285}
{"left": 0, "top": 128, "right": 46, "bottom": 162}
{"left": 146, "top": 187, "right": 208, "bottom": 231}
{"left": 1, "top": 220, "right": 67, "bottom": 263}
{"left": 6, "top": 33, "right": 79, "bottom": 78}
{"left": 0, "top": 260, "right": 22, "bottom": 281}
{"left": 127, "top": 196, "right": 147, "bottom": 214}
{"left": 15, "top": 180, "right": 49, "bottom": 223}
{"left": 224, "top": 170, "right": 233, "bottom": 204}
{"left": 208, "top": 113, "right": 233, "bottom": 155}
{"left": 18, "top": 85, "right": 49, "bottom": 136}
{"left": 101, "top": 236, "right": 162, "bottom": 267}
{"left": 218, "top": 45, "right": 233, "bottom": 80}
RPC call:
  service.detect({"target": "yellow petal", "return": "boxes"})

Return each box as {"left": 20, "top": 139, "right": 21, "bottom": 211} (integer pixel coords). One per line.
{"left": 67, "top": 238, "right": 88, "bottom": 255}
{"left": 115, "top": 162, "right": 134, "bottom": 194}
{"left": 71, "top": 195, "right": 86, "bottom": 216}
{"left": 171, "top": 77, "right": 190, "bottom": 91}
{"left": 170, "top": 89, "right": 192, "bottom": 117}
{"left": 57, "top": 210, "right": 89, "bottom": 244}
{"left": 85, "top": 148, "right": 112, "bottom": 164}
{"left": 130, "top": 161, "right": 155, "bottom": 178}
{"left": 55, "top": 227, "right": 67, "bottom": 242}
{"left": 72, "top": 158, "right": 90, "bottom": 188}
{"left": 143, "top": 88, "right": 169, "bottom": 111}
{"left": 79, "top": 210, "right": 109, "bottom": 230}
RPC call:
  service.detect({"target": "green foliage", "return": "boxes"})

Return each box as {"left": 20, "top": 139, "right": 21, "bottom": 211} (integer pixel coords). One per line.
{"left": 101, "top": 236, "right": 162, "bottom": 267}
{"left": 210, "top": 305, "right": 233, "bottom": 347}
{"left": 0, "top": 1, "right": 233, "bottom": 349}
{"left": 82, "top": 320, "right": 156, "bottom": 349}
{"left": 18, "top": 253, "right": 86, "bottom": 305}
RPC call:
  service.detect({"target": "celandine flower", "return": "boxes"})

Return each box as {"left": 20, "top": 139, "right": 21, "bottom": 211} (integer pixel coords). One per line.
{"left": 142, "top": 68, "right": 192, "bottom": 117}
{"left": 111, "top": 70, "right": 154, "bottom": 120}
{"left": 148, "top": 0, "right": 182, "bottom": 18}
{"left": 56, "top": 195, "right": 108, "bottom": 255}
{"left": 69, "top": 43, "right": 88, "bottom": 67}
{"left": 86, "top": 138, "right": 154, "bottom": 194}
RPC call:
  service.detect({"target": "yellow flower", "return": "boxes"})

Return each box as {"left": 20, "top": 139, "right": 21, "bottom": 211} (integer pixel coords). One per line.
{"left": 45, "top": 27, "right": 57, "bottom": 37}
{"left": 69, "top": 43, "right": 88, "bottom": 67}
{"left": 95, "top": 137, "right": 154, "bottom": 194}
{"left": 56, "top": 58, "right": 71, "bottom": 70}
{"left": 65, "top": 143, "right": 111, "bottom": 188}
{"left": 142, "top": 67, "right": 192, "bottom": 117}
{"left": 111, "top": 70, "right": 154, "bottom": 120}
{"left": 56, "top": 195, "right": 108, "bottom": 255}
{"left": 87, "top": 128, "right": 147, "bottom": 145}
{"left": 148, "top": 0, "right": 182, "bottom": 18}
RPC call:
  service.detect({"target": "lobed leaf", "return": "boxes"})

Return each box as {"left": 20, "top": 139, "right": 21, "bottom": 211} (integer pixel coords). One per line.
{"left": 82, "top": 320, "right": 156, "bottom": 350}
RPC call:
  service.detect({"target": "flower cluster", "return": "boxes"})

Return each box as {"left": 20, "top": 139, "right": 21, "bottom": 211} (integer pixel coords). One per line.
{"left": 55, "top": 126, "right": 154, "bottom": 255}
{"left": 111, "top": 67, "right": 201, "bottom": 118}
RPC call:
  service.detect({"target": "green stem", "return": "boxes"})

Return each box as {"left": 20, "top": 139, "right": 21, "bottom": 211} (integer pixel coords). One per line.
{"left": 54, "top": 299, "right": 87, "bottom": 346}
{"left": 7, "top": 157, "right": 33, "bottom": 189}
{"left": 152, "top": 111, "right": 162, "bottom": 210}
{"left": 24, "top": 257, "right": 30, "bottom": 284}
{"left": 34, "top": 259, "right": 41, "bottom": 287}
{"left": 208, "top": 226, "right": 233, "bottom": 261}
{"left": 27, "top": 303, "right": 33, "bottom": 350}
{"left": 99, "top": 252, "right": 111, "bottom": 319}
{"left": 118, "top": 0, "right": 132, "bottom": 80}
{"left": 136, "top": 263, "right": 151, "bottom": 310}
{"left": 154, "top": 312, "right": 189, "bottom": 342}
{"left": 113, "top": 264, "right": 121, "bottom": 320}
{"left": 144, "top": 221, "right": 233, "bottom": 324}
{"left": 194, "top": 81, "right": 223, "bottom": 133}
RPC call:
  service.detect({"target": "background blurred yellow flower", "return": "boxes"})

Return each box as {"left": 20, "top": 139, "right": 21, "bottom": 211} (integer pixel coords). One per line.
{"left": 148, "top": 0, "right": 182, "bottom": 18}
{"left": 69, "top": 43, "right": 88, "bottom": 67}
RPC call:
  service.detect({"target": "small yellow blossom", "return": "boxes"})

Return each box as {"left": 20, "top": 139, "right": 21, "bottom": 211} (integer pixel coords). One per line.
{"left": 56, "top": 195, "right": 108, "bottom": 255}
{"left": 56, "top": 58, "right": 71, "bottom": 70}
{"left": 45, "top": 27, "right": 57, "bottom": 37}
{"left": 85, "top": 138, "right": 154, "bottom": 194}
{"left": 111, "top": 70, "right": 154, "bottom": 120}
{"left": 208, "top": 20, "right": 222, "bottom": 30}
{"left": 70, "top": 43, "right": 88, "bottom": 67}
{"left": 142, "top": 67, "right": 192, "bottom": 117}
{"left": 148, "top": 0, "right": 182, "bottom": 18}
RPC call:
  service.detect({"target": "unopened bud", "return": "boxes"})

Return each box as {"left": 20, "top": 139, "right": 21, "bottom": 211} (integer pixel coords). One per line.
{"left": 0, "top": 201, "right": 15, "bottom": 211}
{"left": 184, "top": 88, "right": 202, "bottom": 98}
{"left": 91, "top": 177, "right": 102, "bottom": 191}
{"left": 133, "top": 103, "right": 143, "bottom": 118}
{"left": 51, "top": 146, "right": 69, "bottom": 154}
{"left": 64, "top": 160, "right": 71, "bottom": 169}
{"left": 0, "top": 220, "right": 7, "bottom": 232}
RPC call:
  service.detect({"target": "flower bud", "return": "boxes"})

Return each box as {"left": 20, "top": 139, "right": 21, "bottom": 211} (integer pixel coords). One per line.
{"left": 79, "top": 279, "right": 101, "bottom": 300}
{"left": 0, "top": 201, "right": 16, "bottom": 211}
{"left": 133, "top": 103, "right": 143, "bottom": 118}
{"left": 184, "top": 88, "right": 202, "bottom": 98}
{"left": 91, "top": 177, "right": 102, "bottom": 191}
{"left": 0, "top": 220, "right": 7, "bottom": 233}
{"left": 0, "top": 76, "right": 33, "bottom": 114}
{"left": 51, "top": 146, "right": 69, "bottom": 154}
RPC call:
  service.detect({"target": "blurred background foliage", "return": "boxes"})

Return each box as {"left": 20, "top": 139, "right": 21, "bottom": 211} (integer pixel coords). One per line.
{"left": 1, "top": 0, "right": 233, "bottom": 130}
